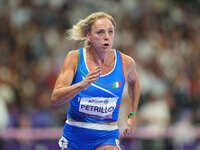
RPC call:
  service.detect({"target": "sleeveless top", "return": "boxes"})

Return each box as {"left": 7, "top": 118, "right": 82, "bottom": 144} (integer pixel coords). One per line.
{"left": 67, "top": 48, "right": 125, "bottom": 123}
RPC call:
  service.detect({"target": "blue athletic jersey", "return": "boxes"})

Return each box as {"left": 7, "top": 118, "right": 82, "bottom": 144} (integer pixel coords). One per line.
{"left": 67, "top": 48, "right": 125, "bottom": 123}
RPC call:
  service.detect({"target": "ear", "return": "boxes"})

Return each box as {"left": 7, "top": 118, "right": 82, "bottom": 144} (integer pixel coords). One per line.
{"left": 86, "top": 33, "right": 91, "bottom": 42}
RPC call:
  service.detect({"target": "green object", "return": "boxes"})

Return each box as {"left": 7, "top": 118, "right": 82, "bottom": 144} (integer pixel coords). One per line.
{"left": 128, "top": 112, "right": 137, "bottom": 118}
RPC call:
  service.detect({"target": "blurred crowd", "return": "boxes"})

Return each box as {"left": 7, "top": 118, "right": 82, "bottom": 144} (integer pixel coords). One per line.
{"left": 0, "top": 0, "right": 199, "bottom": 137}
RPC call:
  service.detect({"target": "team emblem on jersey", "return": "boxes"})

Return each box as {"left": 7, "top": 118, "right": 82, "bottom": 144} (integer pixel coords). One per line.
{"left": 112, "top": 81, "right": 121, "bottom": 89}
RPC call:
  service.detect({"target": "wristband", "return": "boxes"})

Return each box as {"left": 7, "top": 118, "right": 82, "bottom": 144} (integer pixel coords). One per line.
{"left": 128, "top": 112, "right": 137, "bottom": 118}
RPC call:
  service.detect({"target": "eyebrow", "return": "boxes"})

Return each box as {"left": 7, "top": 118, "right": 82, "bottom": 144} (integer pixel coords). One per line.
{"left": 95, "top": 27, "right": 114, "bottom": 31}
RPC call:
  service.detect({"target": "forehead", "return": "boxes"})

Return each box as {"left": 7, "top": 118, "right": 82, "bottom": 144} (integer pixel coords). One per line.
{"left": 91, "top": 17, "right": 114, "bottom": 30}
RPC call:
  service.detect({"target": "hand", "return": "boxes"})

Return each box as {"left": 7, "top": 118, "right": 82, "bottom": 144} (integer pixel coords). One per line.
{"left": 122, "top": 118, "right": 136, "bottom": 137}
{"left": 81, "top": 66, "right": 101, "bottom": 88}
{"left": 122, "top": 127, "right": 134, "bottom": 137}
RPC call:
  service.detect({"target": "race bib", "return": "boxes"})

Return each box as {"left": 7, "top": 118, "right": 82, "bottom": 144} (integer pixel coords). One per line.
{"left": 79, "top": 97, "right": 118, "bottom": 119}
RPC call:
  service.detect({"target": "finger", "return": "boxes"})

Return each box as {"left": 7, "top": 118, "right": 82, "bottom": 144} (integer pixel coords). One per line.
{"left": 127, "top": 129, "right": 134, "bottom": 136}
{"left": 93, "top": 66, "right": 102, "bottom": 73}
{"left": 89, "top": 71, "right": 101, "bottom": 77}
{"left": 84, "top": 74, "right": 101, "bottom": 85}
{"left": 87, "top": 73, "right": 100, "bottom": 80}
{"left": 87, "top": 72, "right": 101, "bottom": 80}
{"left": 123, "top": 129, "right": 128, "bottom": 136}
{"left": 88, "top": 69, "right": 101, "bottom": 76}
{"left": 89, "top": 78, "right": 99, "bottom": 82}
{"left": 95, "top": 66, "right": 101, "bottom": 70}
{"left": 128, "top": 131, "right": 134, "bottom": 136}
{"left": 123, "top": 129, "right": 134, "bottom": 137}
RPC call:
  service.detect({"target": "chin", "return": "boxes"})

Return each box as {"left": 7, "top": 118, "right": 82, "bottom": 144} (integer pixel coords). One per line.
{"left": 103, "top": 46, "right": 109, "bottom": 49}
{"left": 102, "top": 48, "right": 111, "bottom": 52}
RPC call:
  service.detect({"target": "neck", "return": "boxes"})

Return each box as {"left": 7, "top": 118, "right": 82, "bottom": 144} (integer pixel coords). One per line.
{"left": 88, "top": 46, "right": 109, "bottom": 65}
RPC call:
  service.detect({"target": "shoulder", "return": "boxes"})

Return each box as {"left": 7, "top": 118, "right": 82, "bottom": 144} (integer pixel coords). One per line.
{"left": 117, "top": 51, "right": 137, "bottom": 82}
{"left": 118, "top": 51, "right": 138, "bottom": 83}
{"left": 118, "top": 51, "right": 136, "bottom": 70}
{"left": 66, "top": 49, "right": 79, "bottom": 59}
{"left": 62, "top": 49, "right": 80, "bottom": 71}
{"left": 64, "top": 49, "right": 79, "bottom": 62}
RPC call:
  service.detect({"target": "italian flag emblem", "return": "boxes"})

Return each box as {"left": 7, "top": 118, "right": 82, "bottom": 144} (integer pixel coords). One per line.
{"left": 112, "top": 81, "right": 121, "bottom": 89}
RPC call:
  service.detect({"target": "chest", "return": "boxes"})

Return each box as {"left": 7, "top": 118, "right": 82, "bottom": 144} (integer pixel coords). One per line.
{"left": 86, "top": 59, "right": 115, "bottom": 75}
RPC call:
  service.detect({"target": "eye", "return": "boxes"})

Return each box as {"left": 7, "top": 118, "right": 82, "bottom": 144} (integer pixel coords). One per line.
{"left": 109, "top": 30, "right": 113, "bottom": 33}
{"left": 97, "top": 30, "right": 104, "bottom": 34}
{"left": 96, "top": 29, "right": 105, "bottom": 34}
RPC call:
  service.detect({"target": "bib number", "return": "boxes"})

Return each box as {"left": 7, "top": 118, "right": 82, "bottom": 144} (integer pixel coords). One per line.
{"left": 79, "top": 97, "right": 118, "bottom": 119}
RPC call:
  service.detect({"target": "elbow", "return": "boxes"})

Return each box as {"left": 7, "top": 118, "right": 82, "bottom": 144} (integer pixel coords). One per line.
{"left": 51, "top": 92, "right": 69, "bottom": 107}
{"left": 51, "top": 93, "right": 60, "bottom": 108}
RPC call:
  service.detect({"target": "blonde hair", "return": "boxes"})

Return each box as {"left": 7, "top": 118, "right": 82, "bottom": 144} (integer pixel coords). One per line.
{"left": 67, "top": 12, "right": 116, "bottom": 47}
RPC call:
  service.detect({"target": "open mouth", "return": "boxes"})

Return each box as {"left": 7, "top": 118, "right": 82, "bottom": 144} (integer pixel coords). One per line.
{"left": 103, "top": 43, "right": 109, "bottom": 46}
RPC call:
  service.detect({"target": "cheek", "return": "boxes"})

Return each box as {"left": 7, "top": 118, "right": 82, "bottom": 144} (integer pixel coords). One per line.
{"left": 110, "top": 36, "right": 114, "bottom": 42}
{"left": 90, "top": 38, "right": 101, "bottom": 47}
{"left": 112, "top": 33, "right": 115, "bottom": 39}
{"left": 92, "top": 36, "right": 102, "bottom": 43}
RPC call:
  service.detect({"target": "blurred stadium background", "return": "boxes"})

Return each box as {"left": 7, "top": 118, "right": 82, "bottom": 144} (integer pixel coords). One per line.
{"left": 0, "top": 0, "right": 199, "bottom": 150}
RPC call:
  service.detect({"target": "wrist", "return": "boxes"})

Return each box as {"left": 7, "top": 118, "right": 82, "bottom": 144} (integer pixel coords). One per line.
{"left": 128, "top": 112, "right": 137, "bottom": 118}
{"left": 80, "top": 80, "right": 90, "bottom": 89}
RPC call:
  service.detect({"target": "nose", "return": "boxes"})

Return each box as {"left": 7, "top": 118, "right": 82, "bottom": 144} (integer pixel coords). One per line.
{"left": 104, "top": 32, "right": 109, "bottom": 41}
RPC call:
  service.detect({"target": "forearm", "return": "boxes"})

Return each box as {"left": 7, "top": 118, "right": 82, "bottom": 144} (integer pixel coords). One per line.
{"left": 128, "top": 77, "right": 140, "bottom": 113}
{"left": 51, "top": 81, "right": 86, "bottom": 106}
{"left": 128, "top": 75, "right": 140, "bottom": 127}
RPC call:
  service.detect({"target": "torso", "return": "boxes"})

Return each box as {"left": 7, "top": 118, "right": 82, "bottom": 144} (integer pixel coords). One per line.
{"left": 82, "top": 48, "right": 120, "bottom": 125}
{"left": 67, "top": 48, "right": 126, "bottom": 124}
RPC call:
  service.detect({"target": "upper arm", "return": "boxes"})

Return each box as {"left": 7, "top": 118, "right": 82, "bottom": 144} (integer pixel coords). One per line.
{"left": 121, "top": 53, "right": 137, "bottom": 84}
{"left": 121, "top": 53, "right": 140, "bottom": 98}
{"left": 53, "top": 50, "right": 79, "bottom": 90}
{"left": 127, "top": 58, "right": 138, "bottom": 86}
